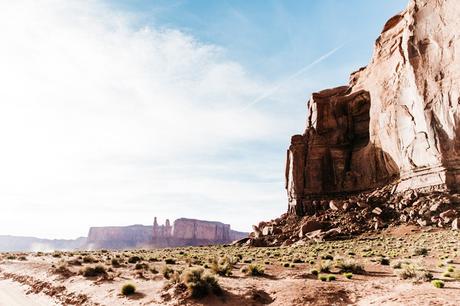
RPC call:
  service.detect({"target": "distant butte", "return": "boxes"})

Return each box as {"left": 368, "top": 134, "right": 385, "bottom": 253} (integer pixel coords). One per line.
{"left": 86, "top": 217, "right": 248, "bottom": 249}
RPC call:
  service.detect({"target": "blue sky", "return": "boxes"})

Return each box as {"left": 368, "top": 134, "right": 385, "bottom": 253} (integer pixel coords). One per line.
{"left": 0, "top": 0, "right": 406, "bottom": 239}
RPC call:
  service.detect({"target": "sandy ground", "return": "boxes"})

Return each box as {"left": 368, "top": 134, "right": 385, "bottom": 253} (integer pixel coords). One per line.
{"left": 0, "top": 280, "right": 58, "bottom": 306}
{"left": 1, "top": 228, "right": 459, "bottom": 305}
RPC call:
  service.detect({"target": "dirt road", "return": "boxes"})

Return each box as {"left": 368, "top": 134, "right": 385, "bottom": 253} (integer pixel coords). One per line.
{"left": 0, "top": 280, "right": 57, "bottom": 306}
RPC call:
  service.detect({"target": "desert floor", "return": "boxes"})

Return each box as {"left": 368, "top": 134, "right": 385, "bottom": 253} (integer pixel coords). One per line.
{"left": 1, "top": 225, "right": 460, "bottom": 306}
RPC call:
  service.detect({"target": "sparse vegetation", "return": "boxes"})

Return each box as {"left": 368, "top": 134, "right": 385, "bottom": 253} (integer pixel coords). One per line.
{"left": 432, "top": 280, "right": 445, "bottom": 288}
{"left": 81, "top": 265, "right": 107, "bottom": 277}
{"left": 121, "top": 283, "right": 136, "bottom": 296}
{"left": 181, "top": 267, "right": 222, "bottom": 298}
{"left": 246, "top": 264, "right": 265, "bottom": 276}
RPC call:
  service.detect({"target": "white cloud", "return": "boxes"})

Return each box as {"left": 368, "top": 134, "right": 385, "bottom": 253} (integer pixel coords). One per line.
{"left": 0, "top": 0, "right": 289, "bottom": 238}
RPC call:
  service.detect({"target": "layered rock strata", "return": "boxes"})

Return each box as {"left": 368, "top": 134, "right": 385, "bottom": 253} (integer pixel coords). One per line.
{"left": 286, "top": 0, "right": 460, "bottom": 216}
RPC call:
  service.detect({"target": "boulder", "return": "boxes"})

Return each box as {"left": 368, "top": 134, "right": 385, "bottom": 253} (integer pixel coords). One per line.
{"left": 452, "top": 218, "right": 459, "bottom": 230}
{"left": 262, "top": 226, "right": 273, "bottom": 236}
{"left": 299, "top": 220, "right": 324, "bottom": 238}
{"left": 329, "top": 200, "right": 341, "bottom": 211}
{"left": 440, "top": 209, "right": 457, "bottom": 221}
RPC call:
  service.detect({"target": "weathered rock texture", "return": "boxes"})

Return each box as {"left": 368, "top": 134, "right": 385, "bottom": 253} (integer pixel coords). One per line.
{"left": 243, "top": 0, "right": 460, "bottom": 247}
{"left": 86, "top": 218, "right": 248, "bottom": 249}
{"left": 286, "top": 0, "right": 460, "bottom": 215}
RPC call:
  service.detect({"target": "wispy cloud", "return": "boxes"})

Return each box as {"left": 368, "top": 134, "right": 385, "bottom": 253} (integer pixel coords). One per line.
{"left": 0, "top": 0, "right": 286, "bottom": 238}
{"left": 240, "top": 43, "right": 346, "bottom": 111}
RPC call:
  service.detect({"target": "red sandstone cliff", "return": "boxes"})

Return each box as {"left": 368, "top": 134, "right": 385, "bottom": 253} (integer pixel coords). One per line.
{"left": 286, "top": 0, "right": 460, "bottom": 214}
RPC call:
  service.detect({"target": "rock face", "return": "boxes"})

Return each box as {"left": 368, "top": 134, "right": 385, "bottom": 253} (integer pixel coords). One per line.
{"left": 243, "top": 0, "right": 460, "bottom": 248}
{"left": 286, "top": 0, "right": 460, "bottom": 215}
{"left": 86, "top": 218, "right": 248, "bottom": 249}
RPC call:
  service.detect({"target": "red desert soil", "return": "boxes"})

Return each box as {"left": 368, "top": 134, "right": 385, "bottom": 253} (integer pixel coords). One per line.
{"left": 1, "top": 227, "right": 460, "bottom": 305}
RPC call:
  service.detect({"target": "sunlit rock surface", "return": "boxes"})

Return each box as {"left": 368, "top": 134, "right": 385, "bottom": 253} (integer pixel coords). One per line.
{"left": 286, "top": 0, "right": 460, "bottom": 214}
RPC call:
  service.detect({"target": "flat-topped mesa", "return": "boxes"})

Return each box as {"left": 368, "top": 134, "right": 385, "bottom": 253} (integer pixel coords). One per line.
{"left": 286, "top": 0, "right": 460, "bottom": 216}
{"left": 86, "top": 217, "right": 248, "bottom": 249}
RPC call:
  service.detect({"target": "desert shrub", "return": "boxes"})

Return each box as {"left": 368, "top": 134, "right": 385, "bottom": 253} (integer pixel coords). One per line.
{"left": 343, "top": 272, "right": 353, "bottom": 279}
{"left": 135, "top": 263, "right": 149, "bottom": 270}
{"left": 18, "top": 256, "right": 27, "bottom": 261}
{"left": 246, "top": 264, "right": 264, "bottom": 276}
{"left": 165, "top": 258, "right": 176, "bottom": 265}
{"left": 447, "top": 266, "right": 455, "bottom": 272}
{"left": 321, "top": 254, "right": 334, "bottom": 260}
{"left": 380, "top": 258, "right": 390, "bottom": 265}
{"left": 395, "top": 264, "right": 417, "bottom": 279}
{"left": 283, "top": 262, "right": 290, "bottom": 268}
{"left": 327, "top": 274, "right": 336, "bottom": 281}
{"left": 67, "top": 258, "right": 82, "bottom": 266}
{"left": 162, "top": 266, "right": 174, "bottom": 279}
{"left": 431, "top": 280, "right": 444, "bottom": 288}
{"left": 82, "top": 256, "right": 95, "bottom": 263}
{"left": 181, "top": 268, "right": 222, "bottom": 298}
{"left": 318, "top": 274, "right": 328, "bottom": 281}
{"left": 128, "top": 256, "right": 141, "bottom": 264}
{"left": 150, "top": 267, "right": 159, "bottom": 274}
{"left": 82, "top": 265, "right": 107, "bottom": 277}
{"left": 442, "top": 272, "right": 451, "bottom": 278}
{"left": 413, "top": 248, "right": 428, "bottom": 256}
{"left": 310, "top": 269, "right": 319, "bottom": 276}
{"left": 121, "top": 283, "right": 136, "bottom": 296}
{"left": 319, "top": 260, "right": 332, "bottom": 273}
{"left": 211, "top": 256, "right": 233, "bottom": 277}
{"left": 416, "top": 270, "right": 433, "bottom": 282}
{"left": 336, "top": 259, "right": 364, "bottom": 274}
{"left": 53, "top": 263, "right": 75, "bottom": 278}
{"left": 392, "top": 260, "right": 410, "bottom": 269}
{"left": 6, "top": 255, "right": 16, "bottom": 260}
{"left": 111, "top": 259, "right": 120, "bottom": 267}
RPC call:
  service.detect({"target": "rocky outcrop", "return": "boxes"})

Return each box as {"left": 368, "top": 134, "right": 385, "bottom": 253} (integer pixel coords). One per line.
{"left": 86, "top": 218, "right": 248, "bottom": 249}
{"left": 245, "top": 0, "right": 460, "bottom": 247}
{"left": 286, "top": 0, "right": 460, "bottom": 215}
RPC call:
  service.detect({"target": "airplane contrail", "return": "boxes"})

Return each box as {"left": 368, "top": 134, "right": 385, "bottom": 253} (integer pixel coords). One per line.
{"left": 241, "top": 43, "right": 346, "bottom": 112}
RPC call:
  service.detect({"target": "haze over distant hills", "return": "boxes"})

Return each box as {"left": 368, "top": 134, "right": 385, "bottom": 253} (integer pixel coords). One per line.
{"left": 0, "top": 217, "right": 248, "bottom": 252}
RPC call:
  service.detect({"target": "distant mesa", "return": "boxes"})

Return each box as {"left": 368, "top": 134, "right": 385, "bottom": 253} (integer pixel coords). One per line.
{"left": 86, "top": 217, "right": 248, "bottom": 249}
{"left": 0, "top": 217, "right": 248, "bottom": 252}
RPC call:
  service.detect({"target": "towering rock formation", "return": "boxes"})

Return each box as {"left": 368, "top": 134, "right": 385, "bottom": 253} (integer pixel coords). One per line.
{"left": 286, "top": 0, "right": 460, "bottom": 215}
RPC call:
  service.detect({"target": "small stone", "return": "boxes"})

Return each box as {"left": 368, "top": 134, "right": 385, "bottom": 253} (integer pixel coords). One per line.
{"left": 452, "top": 218, "right": 459, "bottom": 230}
{"left": 329, "top": 200, "right": 341, "bottom": 211}
{"left": 299, "top": 220, "right": 324, "bottom": 238}
{"left": 262, "top": 226, "right": 273, "bottom": 236}
{"left": 356, "top": 201, "right": 369, "bottom": 208}
{"left": 400, "top": 214, "right": 408, "bottom": 223}
{"left": 417, "top": 218, "right": 428, "bottom": 227}
{"left": 430, "top": 203, "right": 441, "bottom": 212}
{"left": 372, "top": 207, "right": 383, "bottom": 215}
{"left": 440, "top": 209, "right": 457, "bottom": 219}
